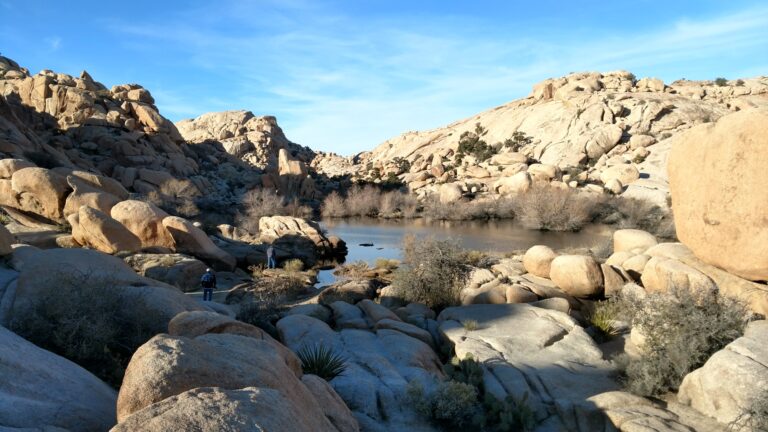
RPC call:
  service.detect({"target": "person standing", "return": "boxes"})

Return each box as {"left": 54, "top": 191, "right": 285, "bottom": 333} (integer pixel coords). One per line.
{"left": 266, "top": 245, "right": 276, "bottom": 269}
{"left": 200, "top": 268, "right": 216, "bottom": 301}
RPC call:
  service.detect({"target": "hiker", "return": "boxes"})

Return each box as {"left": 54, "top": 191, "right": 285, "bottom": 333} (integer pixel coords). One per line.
{"left": 266, "top": 245, "right": 276, "bottom": 269}
{"left": 201, "top": 268, "right": 216, "bottom": 301}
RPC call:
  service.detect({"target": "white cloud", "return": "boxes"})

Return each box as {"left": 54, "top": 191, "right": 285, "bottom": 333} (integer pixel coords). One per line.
{"left": 107, "top": 2, "right": 768, "bottom": 155}
{"left": 44, "top": 36, "right": 62, "bottom": 51}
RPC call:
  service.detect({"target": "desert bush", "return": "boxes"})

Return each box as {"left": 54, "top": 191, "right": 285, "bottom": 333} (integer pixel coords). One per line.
{"left": 296, "top": 344, "right": 347, "bottom": 381}
{"left": 283, "top": 258, "right": 304, "bottom": 272}
{"left": 463, "top": 250, "right": 489, "bottom": 267}
{"left": 335, "top": 260, "right": 371, "bottom": 280}
{"left": 236, "top": 293, "right": 286, "bottom": 337}
{"left": 153, "top": 179, "right": 201, "bottom": 218}
{"left": 391, "top": 238, "right": 470, "bottom": 310}
{"left": 344, "top": 185, "right": 381, "bottom": 217}
{"left": 584, "top": 298, "right": 623, "bottom": 342}
{"left": 714, "top": 77, "right": 728, "bottom": 86}
{"left": 321, "top": 191, "right": 347, "bottom": 218}
{"left": 10, "top": 270, "right": 154, "bottom": 388}
{"left": 462, "top": 320, "right": 480, "bottom": 331}
{"left": 610, "top": 196, "right": 675, "bottom": 239}
{"left": 409, "top": 354, "right": 536, "bottom": 431}
{"left": 618, "top": 287, "right": 747, "bottom": 396}
{"left": 729, "top": 390, "right": 768, "bottom": 431}
{"left": 503, "top": 131, "right": 533, "bottom": 152}
{"left": 513, "top": 184, "right": 599, "bottom": 231}
{"left": 237, "top": 188, "right": 285, "bottom": 231}
{"left": 735, "top": 79, "right": 745, "bottom": 87}
{"left": 374, "top": 258, "right": 399, "bottom": 270}
{"left": 456, "top": 123, "right": 496, "bottom": 162}
{"left": 284, "top": 197, "right": 313, "bottom": 218}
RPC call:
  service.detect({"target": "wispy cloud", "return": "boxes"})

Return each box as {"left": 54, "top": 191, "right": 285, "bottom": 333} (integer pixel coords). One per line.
{"left": 106, "top": 2, "right": 768, "bottom": 154}
{"left": 44, "top": 36, "right": 62, "bottom": 51}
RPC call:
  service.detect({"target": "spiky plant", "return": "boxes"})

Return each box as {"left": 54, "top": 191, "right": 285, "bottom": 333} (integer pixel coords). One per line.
{"left": 296, "top": 344, "right": 347, "bottom": 381}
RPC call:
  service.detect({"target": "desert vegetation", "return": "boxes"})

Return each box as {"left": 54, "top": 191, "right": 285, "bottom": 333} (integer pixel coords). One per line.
{"left": 408, "top": 354, "right": 536, "bottom": 431}
{"left": 236, "top": 188, "right": 312, "bottom": 232}
{"left": 391, "top": 236, "right": 471, "bottom": 310}
{"left": 295, "top": 344, "right": 347, "bottom": 381}
{"left": 613, "top": 287, "right": 748, "bottom": 397}
{"left": 321, "top": 185, "right": 418, "bottom": 218}
{"left": 10, "top": 270, "right": 154, "bottom": 388}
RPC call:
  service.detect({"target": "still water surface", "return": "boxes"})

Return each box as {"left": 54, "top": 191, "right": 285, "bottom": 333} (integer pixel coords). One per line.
{"left": 316, "top": 218, "right": 613, "bottom": 287}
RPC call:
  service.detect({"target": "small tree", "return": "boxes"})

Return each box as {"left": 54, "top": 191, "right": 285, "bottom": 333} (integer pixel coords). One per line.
{"left": 714, "top": 77, "right": 728, "bottom": 86}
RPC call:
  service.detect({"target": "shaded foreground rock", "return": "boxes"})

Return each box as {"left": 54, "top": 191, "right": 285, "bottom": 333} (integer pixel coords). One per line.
{"left": 115, "top": 333, "right": 346, "bottom": 431}
{"left": 0, "top": 326, "right": 116, "bottom": 431}
{"left": 277, "top": 313, "right": 443, "bottom": 431}
{"left": 112, "top": 386, "right": 330, "bottom": 432}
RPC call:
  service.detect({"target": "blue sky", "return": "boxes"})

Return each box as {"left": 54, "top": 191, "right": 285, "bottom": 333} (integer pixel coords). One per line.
{"left": 1, "top": 1, "right": 767, "bottom": 155}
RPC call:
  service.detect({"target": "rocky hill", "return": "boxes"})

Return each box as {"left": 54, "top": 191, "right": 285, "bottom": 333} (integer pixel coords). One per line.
{"left": 333, "top": 71, "right": 768, "bottom": 209}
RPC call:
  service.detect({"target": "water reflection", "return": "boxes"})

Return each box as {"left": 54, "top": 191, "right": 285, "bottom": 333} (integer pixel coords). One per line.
{"left": 316, "top": 218, "right": 613, "bottom": 288}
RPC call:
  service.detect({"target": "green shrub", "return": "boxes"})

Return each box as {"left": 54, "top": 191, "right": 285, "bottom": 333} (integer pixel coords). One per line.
{"left": 735, "top": 79, "right": 745, "bottom": 87}
{"left": 431, "top": 381, "right": 480, "bottom": 427}
{"left": 391, "top": 238, "right": 470, "bottom": 310}
{"left": 283, "top": 258, "right": 304, "bottom": 272}
{"left": 445, "top": 354, "right": 484, "bottom": 390}
{"left": 485, "top": 393, "right": 536, "bottom": 432}
{"left": 10, "top": 270, "right": 154, "bottom": 388}
{"left": 714, "top": 77, "right": 728, "bottom": 86}
{"left": 462, "top": 319, "right": 480, "bottom": 331}
{"left": 585, "top": 299, "right": 622, "bottom": 341}
{"left": 296, "top": 344, "right": 347, "bottom": 380}
{"left": 619, "top": 287, "right": 747, "bottom": 396}
{"left": 457, "top": 123, "right": 497, "bottom": 162}
{"left": 503, "top": 131, "right": 533, "bottom": 152}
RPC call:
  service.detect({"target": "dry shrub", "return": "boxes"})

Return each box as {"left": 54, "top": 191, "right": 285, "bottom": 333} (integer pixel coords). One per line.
{"left": 513, "top": 183, "right": 598, "bottom": 231}
{"left": 284, "top": 197, "right": 313, "bottom": 218}
{"left": 144, "top": 179, "right": 202, "bottom": 218}
{"left": 617, "top": 287, "right": 748, "bottom": 396}
{"left": 237, "top": 188, "right": 312, "bottom": 232}
{"left": 10, "top": 270, "right": 154, "bottom": 388}
{"left": 345, "top": 185, "right": 382, "bottom": 217}
{"left": 729, "top": 391, "right": 768, "bottom": 432}
{"left": 612, "top": 196, "right": 676, "bottom": 239}
{"left": 321, "top": 191, "right": 347, "bottom": 218}
{"left": 391, "top": 238, "right": 470, "bottom": 310}
{"left": 283, "top": 258, "right": 304, "bottom": 272}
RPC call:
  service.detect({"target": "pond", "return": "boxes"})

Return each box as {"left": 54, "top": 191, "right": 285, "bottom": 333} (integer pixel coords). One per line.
{"left": 315, "top": 218, "right": 613, "bottom": 288}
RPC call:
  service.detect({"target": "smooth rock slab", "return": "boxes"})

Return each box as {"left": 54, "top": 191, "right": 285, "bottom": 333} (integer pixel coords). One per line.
{"left": 678, "top": 320, "right": 768, "bottom": 425}
{"left": 0, "top": 326, "right": 117, "bottom": 431}
{"left": 437, "top": 303, "right": 618, "bottom": 429}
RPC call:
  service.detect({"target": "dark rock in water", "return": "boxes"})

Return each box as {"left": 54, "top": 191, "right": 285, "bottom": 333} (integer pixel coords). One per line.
{"left": 359, "top": 243, "right": 374, "bottom": 247}
{"left": 376, "top": 247, "right": 383, "bottom": 250}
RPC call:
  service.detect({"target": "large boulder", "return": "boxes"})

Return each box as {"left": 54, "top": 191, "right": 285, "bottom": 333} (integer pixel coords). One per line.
{"left": 9, "top": 248, "right": 210, "bottom": 335}
{"left": 69, "top": 205, "right": 142, "bottom": 254}
{"left": 112, "top": 387, "right": 328, "bottom": 432}
{"left": 438, "top": 183, "right": 463, "bottom": 204}
{"left": 111, "top": 200, "right": 175, "bottom": 249}
{"left": 523, "top": 245, "right": 557, "bottom": 278}
{"left": 10, "top": 167, "right": 70, "bottom": 221}
{"left": 167, "top": 310, "right": 301, "bottom": 376}
{"left": 258, "top": 215, "right": 343, "bottom": 260}
{"left": 115, "top": 333, "right": 343, "bottom": 431}
{"left": 600, "top": 163, "right": 640, "bottom": 186}
{"left": 54, "top": 168, "right": 130, "bottom": 200}
{"left": 668, "top": 109, "right": 768, "bottom": 281}
{"left": 549, "top": 255, "right": 604, "bottom": 297}
{"left": 162, "top": 216, "right": 236, "bottom": 270}
{"left": 678, "top": 320, "right": 768, "bottom": 425}
{"left": 0, "top": 326, "right": 117, "bottom": 431}
{"left": 0, "top": 158, "right": 35, "bottom": 179}
{"left": 124, "top": 253, "right": 207, "bottom": 292}
{"left": 640, "top": 256, "right": 717, "bottom": 294}
{"left": 62, "top": 175, "right": 122, "bottom": 218}
{"left": 613, "top": 229, "right": 657, "bottom": 253}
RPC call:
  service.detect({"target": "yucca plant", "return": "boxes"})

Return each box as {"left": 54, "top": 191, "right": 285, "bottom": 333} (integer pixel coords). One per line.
{"left": 296, "top": 344, "right": 347, "bottom": 381}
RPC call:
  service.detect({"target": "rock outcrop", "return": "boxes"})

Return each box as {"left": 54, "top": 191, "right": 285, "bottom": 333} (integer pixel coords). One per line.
{"left": 0, "top": 325, "right": 117, "bottom": 431}
{"left": 669, "top": 109, "right": 768, "bottom": 281}
{"left": 678, "top": 320, "right": 768, "bottom": 425}
{"left": 438, "top": 303, "right": 618, "bottom": 429}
